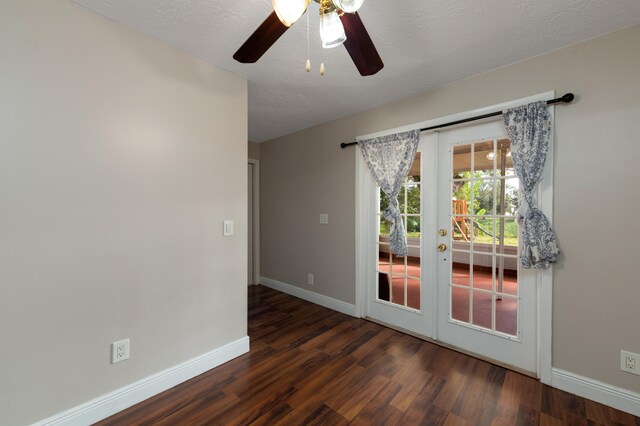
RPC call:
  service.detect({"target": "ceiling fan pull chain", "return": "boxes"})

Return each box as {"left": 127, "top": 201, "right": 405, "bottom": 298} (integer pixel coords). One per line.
{"left": 306, "top": 9, "right": 311, "bottom": 72}
{"left": 319, "top": 30, "right": 325, "bottom": 76}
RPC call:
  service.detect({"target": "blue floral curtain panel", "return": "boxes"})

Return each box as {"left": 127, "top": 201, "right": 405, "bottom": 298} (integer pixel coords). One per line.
{"left": 503, "top": 101, "right": 559, "bottom": 269}
{"left": 359, "top": 130, "right": 420, "bottom": 256}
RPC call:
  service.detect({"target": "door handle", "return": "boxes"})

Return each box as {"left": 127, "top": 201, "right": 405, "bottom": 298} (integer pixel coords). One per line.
{"left": 438, "top": 243, "right": 447, "bottom": 252}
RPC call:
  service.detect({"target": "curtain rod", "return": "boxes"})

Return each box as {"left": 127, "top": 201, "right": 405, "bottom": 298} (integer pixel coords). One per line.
{"left": 340, "top": 93, "right": 575, "bottom": 149}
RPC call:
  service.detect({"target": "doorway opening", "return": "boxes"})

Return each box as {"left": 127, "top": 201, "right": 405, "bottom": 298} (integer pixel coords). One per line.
{"left": 248, "top": 159, "right": 260, "bottom": 285}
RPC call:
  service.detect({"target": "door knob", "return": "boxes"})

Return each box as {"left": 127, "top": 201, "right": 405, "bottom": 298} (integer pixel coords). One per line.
{"left": 439, "top": 229, "right": 447, "bottom": 237}
{"left": 438, "top": 243, "right": 447, "bottom": 252}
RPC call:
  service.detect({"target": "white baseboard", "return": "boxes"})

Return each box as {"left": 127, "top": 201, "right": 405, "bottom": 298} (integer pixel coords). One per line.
{"left": 551, "top": 368, "right": 640, "bottom": 417}
{"left": 35, "top": 336, "right": 250, "bottom": 426}
{"left": 260, "top": 277, "right": 356, "bottom": 317}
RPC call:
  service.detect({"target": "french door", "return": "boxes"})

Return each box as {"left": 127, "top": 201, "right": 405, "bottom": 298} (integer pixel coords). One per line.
{"left": 365, "top": 141, "right": 436, "bottom": 337}
{"left": 435, "top": 121, "right": 536, "bottom": 374}
{"left": 364, "top": 119, "right": 538, "bottom": 374}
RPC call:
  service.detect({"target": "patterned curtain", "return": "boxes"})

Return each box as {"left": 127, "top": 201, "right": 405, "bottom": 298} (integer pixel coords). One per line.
{"left": 359, "top": 130, "right": 420, "bottom": 256}
{"left": 503, "top": 101, "right": 559, "bottom": 269}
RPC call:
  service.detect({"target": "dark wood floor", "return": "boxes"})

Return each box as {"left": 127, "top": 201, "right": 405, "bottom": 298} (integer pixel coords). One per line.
{"left": 97, "top": 285, "right": 639, "bottom": 425}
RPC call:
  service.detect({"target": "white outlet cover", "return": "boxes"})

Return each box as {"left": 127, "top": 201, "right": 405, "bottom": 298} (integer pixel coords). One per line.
{"left": 320, "top": 214, "right": 329, "bottom": 224}
{"left": 620, "top": 350, "right": 640, "bottom": 375}
{"left": 112, "top": 339, "right": 130, "bottom": 364}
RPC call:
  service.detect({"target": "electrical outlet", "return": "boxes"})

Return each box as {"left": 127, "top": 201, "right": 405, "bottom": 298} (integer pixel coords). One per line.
{"left": 319, "top": 214, "right": 329, "bottom": 224}
{"left": 307, "top": 273, "right": 314, "bottom": 285}
{"left": 620, "top": 350, "right": 640, "bottom": 375}
{"left": 112, "top": 339, "right": 130, "bottom": 364}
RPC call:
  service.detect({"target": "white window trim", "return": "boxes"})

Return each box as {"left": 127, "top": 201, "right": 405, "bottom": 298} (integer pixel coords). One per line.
{"left": 355, "top": 91, "right": 555, "bottom": 383}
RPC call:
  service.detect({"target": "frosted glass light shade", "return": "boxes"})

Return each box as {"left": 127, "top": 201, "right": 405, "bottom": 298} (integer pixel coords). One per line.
{"left": 320, "top": 10, "right": 346, "bottom": 48}
{"left": 332, "top": 0, "right": 365, "bottom": 13}
{"left": 272, "top": 0, "right": 311, "bottom": 27}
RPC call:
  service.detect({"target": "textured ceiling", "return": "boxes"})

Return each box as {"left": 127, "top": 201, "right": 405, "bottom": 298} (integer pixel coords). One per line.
{"left": 72, "top": 0, "right": 640, "bottom": 142}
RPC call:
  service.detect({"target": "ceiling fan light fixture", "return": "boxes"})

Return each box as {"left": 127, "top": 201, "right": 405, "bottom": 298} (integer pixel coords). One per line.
{"left": 332, "top": 0, "right": 365, "bottom": 13}
{"left": 320, "top": 9, "right": 347, "bottom": 48}
{"left": 272, "top": 0, "right": 311, "bottom": 27}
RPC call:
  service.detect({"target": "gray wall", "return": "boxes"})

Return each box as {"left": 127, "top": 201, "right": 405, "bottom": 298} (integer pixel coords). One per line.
{"left": 261, "top": 25, "right": 640, "bottom": 394}
{"left": 0, "top": 2, "right": 248, "bottom": 424}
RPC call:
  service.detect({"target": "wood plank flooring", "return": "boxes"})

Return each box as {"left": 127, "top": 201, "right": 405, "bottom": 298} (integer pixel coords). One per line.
{"left": 96, "top": 285, "right": 640, "bottom": 425}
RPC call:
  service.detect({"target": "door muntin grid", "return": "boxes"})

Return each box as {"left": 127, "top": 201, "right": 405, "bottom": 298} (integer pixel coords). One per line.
{"left": 449, "top": 139, "right": 521, "bottom": 339}
{"left": 376, "top": 152, "right": 422, "bottom": 312}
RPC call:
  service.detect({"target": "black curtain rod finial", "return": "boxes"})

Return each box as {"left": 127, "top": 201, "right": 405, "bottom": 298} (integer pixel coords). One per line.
{"left": 561, "top": 93, "right": 575, "bottom": 103}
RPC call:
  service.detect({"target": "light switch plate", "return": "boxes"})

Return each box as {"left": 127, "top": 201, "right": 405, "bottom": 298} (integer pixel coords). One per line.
{"left": 223, "top": 220, "right": 234, "bottom": 236}
{"left": 320, "top": 214, "right": 329, "bottom": 224}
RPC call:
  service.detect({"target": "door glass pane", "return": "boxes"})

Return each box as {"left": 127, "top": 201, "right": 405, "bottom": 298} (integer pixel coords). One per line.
{"left": 377, "top": 247, "right": 391, "bottom": 284}
{"left": 497, "top": 178, "right": 519, "bottom": 216}
{"left": 496, "top": 218, "right": 518, "bottom": 250}
{"left": 378, "top": 246, "right": 390, "bottom": 267}
{"left": 409, "top": 152, "right": 421, "bottom": 183}
{"left": 452, "top": 252, "right": 470, "bottom": 287}
{"left": 407, "top": 255, "right": 421, "bottom": 279}
{"left": 472, "top": 291, "right": 493, "bottom": 329}
{"left": 379, "top": 215, "right": 391, "bottom": 236}
{"left": 406, "top": 184, "right": 420, "bottom": 214}
{"left": 451, "top": 286, "right": 470, "bottom": 323}
{"left": 472, "top": 217, "right": 495, "bottom": 246}
{"left": 496, "top": 256, "right": 518, "bottom": 296}
{"left": 390, "top": 255, "right": 406, "bottom": 276}
{"left": 451, "top": 216, "right": 471, "bottom": 242}
{"left": 474, "top": 179, "right": 496, "bottom": 216}
{"left": 378, "top": 271, "right": 391, "bottom": 302}
{"left": 406, "top": 216, "right": 420, "bottom": 243}
{"left": 473, "top": 140, "right": 495, "bottom": 178}
{"left": 407, "top": 278, "right": 420, "bottom": 310}
{"left": 495, "top": 296, "right": 518, "bottom": 336}
{"left": 452, "top": 144, "right": 472, "bottom": 179}
{"left": 390, "top": 275, "right": 405, "bottom": 306}
{"left": 496, "top": 139, "right": 515, "bottom": 176}
{"left": 452, "top": 181, "right": 474, "bottom": 216}
{"left": 471, "top": 253, "right": 494, "bottom": 292}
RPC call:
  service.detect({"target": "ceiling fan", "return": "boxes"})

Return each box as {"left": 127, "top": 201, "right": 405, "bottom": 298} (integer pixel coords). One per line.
{"left": 233, "top": 0, "right": 383, "bottom": 76}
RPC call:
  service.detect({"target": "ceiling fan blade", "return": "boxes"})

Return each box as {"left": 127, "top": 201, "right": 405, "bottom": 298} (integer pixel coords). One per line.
{"left": 234, "top": 12, "right": 289, "bottom": 63}
{"left": 339, "top": 12, "right": 384, "bottom": 76}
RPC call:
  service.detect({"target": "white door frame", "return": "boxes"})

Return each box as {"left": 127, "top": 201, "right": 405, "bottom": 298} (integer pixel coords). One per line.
{"left": 355, "top": 92, "right": 555, "bottom": 383}
{"left": 248, "top": 159, "right": 260, "bottom": 285}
